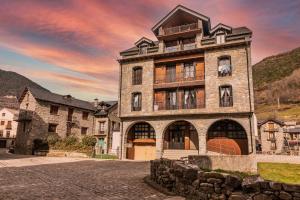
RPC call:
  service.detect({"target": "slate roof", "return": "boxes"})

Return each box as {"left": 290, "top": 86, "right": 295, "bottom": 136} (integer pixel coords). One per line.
{"left": 94, "top": 101, "right": 118, "bottom": 116}
{"left": 285, "top": 128, "right": 300, "bottom": 133}
{"left": 23, "top": 87, "right": 95, "bottom": 111}
{"left": 257, "top": 119, "right": 285, "bottom": 127}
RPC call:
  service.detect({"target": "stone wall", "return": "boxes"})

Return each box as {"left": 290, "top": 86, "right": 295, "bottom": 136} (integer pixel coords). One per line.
{"left": 150, "top": 159, "right": 300, "bottom": 200}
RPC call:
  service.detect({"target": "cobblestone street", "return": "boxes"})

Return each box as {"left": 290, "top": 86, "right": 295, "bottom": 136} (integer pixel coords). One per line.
{"left": 0, "top": 150, "right": 178, "bottom": 200}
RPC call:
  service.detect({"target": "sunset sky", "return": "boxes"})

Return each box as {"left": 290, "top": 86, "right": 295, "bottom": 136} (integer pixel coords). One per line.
{"left": 0, "top": 0, "right": 300, "bottom": 101}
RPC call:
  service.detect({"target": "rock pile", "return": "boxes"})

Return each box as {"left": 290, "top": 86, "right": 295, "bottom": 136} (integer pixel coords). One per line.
{"left": 150, "top": 159, "right": 300, "bottom": 200}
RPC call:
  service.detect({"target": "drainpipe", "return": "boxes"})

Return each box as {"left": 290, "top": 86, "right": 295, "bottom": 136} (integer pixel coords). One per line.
{"left": 245, "top": 37, "right": 254, "bottom": 154}
{"left": 118, "top": 60, "right": 123, "bottom": 160}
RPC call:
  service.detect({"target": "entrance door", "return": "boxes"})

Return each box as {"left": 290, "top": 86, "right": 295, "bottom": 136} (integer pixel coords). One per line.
{"left": 0, "top": 140, "right": 7, "bottom": 148}
{"left": 169, "top": 130, "right": 185, "bottom": 149}
{"left": 134, "top": 144, "right": 156, "bottom": 161}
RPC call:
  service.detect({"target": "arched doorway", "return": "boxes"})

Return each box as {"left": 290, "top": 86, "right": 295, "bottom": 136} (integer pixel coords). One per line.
{"left": 126, "top": 122, "right": 156, "bottom": 161}
{"left": 207, "top": 119, "right": 248, "bottom": 155}
{"left": 163, "top": 121, "right": 199, "bottom": 151}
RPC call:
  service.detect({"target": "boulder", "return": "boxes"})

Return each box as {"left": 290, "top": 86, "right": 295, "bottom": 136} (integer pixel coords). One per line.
{"left": 225, "top": 175, "right": 242, "bottom": 189}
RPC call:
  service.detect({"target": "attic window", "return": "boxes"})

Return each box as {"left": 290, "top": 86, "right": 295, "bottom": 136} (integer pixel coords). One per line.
{"left": 216, "top": 34, "right": 225, "bottom": 44}
{"left": 139, "top": 45, "right": 148, "bottom": 54}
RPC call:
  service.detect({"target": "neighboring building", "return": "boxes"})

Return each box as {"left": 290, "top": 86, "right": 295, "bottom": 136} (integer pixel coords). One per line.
{"left": 258, "top": 119, "right": 300, "bottom": 155}
{"left": 15, "top": 87, "right": 95, "bottom": 154}
{"left": 0, "top": 108, "right": 18, "bottom": 148}
{"left": 118, "top": 5, "right": 255, "bottom": 160}
{"left": 94, "top": 100, "right": 120, "bottom": 155}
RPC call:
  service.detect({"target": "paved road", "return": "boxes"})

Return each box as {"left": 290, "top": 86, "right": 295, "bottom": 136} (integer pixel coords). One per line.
{"left": 0, "top": 149, "right": 179, "bottom": 200}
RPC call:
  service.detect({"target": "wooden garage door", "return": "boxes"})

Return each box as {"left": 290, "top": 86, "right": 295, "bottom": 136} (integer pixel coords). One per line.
{"left": 0, "top": 140, "right": 7, "bottom": 148}
{"left": 134, "top": 144, "right": 156, "bottom": 161}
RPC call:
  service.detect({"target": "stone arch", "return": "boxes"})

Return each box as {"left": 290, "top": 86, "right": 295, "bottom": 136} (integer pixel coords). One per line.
{"left": 125, "top": 121, "right": 156, "bottom": 160}
{"left": 162, "top": 120, "right": 199, "bottom": 151}
{"left": 207, "top": 119, "right": 248, "bottom": 155}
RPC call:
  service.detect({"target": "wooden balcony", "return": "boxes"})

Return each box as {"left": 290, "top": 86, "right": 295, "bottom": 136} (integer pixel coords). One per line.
{"left": 165, "top": 43, "right": 197, "bottom": 53}
{"left": 158, "top": 23, "right": 201, "bottom": 39}
{"left": 154, "top": 70, "right": 204, "bottom": 89}
{"left": 154, "top": 101, "right": 205, "bottom": 111}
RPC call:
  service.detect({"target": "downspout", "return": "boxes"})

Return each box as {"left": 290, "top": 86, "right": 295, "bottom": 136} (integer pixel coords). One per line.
{"left": 118, "top": 60, "right": 123, "bottom": 159}
{"left": 245, "top": 37, "right": 254, "bottom": 154}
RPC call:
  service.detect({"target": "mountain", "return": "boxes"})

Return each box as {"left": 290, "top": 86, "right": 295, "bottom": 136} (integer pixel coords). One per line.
{"left": 0, "top": 69, "right": 49, "bottom": 109}
{"left": 253, "top": 47, "right": 300, "bottom": 121}
{"left": 0, "top": 69, "right": 49, "bottom": 97}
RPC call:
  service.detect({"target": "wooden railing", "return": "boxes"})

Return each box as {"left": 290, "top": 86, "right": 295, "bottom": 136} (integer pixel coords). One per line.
{"left": 154, "top": 101, "right": 205, "bottom": 111}
{"left": 155, "top": 70, "right": 204, "bottom": 84}
{"left": 162, "top": 23, "right": 198, "bottom": 35}
{"left": 165, "top": 43, "right": 197, "bottom": 53}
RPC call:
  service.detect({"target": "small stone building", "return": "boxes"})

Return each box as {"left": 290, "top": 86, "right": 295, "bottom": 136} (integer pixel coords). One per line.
{"left": 15, "top": 87, "right": 95, "bottom": 154}
{"left": 258, "top": 119, "right": 300, "bottom": 155}
{"left": 118, "top": 5, "right": 256, "bottom": 160}
{"left": 0, "top": 108, "right": 18, "bottom": 148}
{"left": 94, "top": 100, "right": 120, "bottom": 155}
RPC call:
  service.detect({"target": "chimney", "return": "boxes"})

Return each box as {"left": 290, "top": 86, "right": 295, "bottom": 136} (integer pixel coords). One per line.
{"left": 94, "top": 98, "right": 99, "bottom": 107}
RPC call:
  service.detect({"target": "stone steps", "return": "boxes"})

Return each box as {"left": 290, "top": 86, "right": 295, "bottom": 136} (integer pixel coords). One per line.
{"left": 162, "top": 150, "right": 199, "bottom": 159}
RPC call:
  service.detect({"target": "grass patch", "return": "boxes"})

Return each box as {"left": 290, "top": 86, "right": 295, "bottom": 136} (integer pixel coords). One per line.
{"left": 94, "top": 154, "right": 118, "bottom": 160}
{"left": 213, "top": 169, "right": 255, "bottom": 179}
{"left": 258, "top": 162, "right": 300, "bottom": 184}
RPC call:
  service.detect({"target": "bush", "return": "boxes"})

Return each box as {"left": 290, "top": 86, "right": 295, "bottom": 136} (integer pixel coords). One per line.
{"left": 47, "top": 134, "right": 61, "bottom": 147}
{"left": 63, "top": 136, "right": 78, "bottom": 146}
{"left": 81, "top": 136, "right": 97, "bottom": 147}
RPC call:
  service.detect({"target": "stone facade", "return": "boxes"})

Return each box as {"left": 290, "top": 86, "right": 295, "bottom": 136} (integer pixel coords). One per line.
{"left": 15, "top": 90, "right": 95, "bottom": 154}
{"left": 258, "top": 120, "right": 300, "bottom": 155}
{"left": 150, "top": 158, "right": 300, "bottom": 200}
{"left": 0, "top": 108, "right": 18, "bottom": 148}
{"left": 118, "top": 5, "right": 255, "bottom": 160}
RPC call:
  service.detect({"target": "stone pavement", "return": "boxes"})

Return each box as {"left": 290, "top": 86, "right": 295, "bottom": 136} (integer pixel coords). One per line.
{"left": 0, "top": 149, "right": 184, "bottom": 200}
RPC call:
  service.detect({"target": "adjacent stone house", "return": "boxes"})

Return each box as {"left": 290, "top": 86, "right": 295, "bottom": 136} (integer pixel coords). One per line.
{"left": 0, "top": 108, "right": 18, "bottom": 148}
{"left": 258, "top": 119, "right": 300, "bottom": 155}
{"left": 94, "top": 100, "right": 120, "bottom": 155}
{"left": 15, "top": 87, "right": 95, "bottom": 154}
{"left": 118, "top": 5, "right": 256, "bottom": 160}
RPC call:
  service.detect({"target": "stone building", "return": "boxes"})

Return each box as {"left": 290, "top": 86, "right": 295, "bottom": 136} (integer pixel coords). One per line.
{"left": 118, "top": 5, "right": 256, "bottom": 160}
{"left": 94, "top": 100, "right": 121, "bottom": 155}
{"left": 0, "top": 108, "right": 18, "bottom": 148}
{"left": 258, "top": 119, "right": 300, "bottom": 155}
{"left": 15, "top": 87, "right": 95, "bottom": 154}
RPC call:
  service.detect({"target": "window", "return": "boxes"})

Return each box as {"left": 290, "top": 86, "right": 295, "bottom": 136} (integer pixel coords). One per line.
{"left": 82, "top": 112, "right": 89, "bottom": 120}
{"left": 139, "top": 45, "right": 148, "bottom": 54}
{"left": 0, "top": 130, "right": 3, "bottom": 137}
{"left": 99, "top": 121, "right": 105, "bottom": 133}
{"left": 132, "top": 123, "right": 155, "bottom": 139}
{"left": 112, "top": 122, "right": 120, "bottom": 131}
{"left": 166, "top": 64, "right": 176, "bottom": 82}
{"left": 48, "top": 123, "right": 57, "bottom": 133}
{"left": 2, "top": 113, "right": 5, "bottom": 117}
{"left": 165, "top": 40, "right": 178, "bottom": 52}
{"left": 271, "top": 142, "right": 276, "bottom": 150}
{"left": 6, "top": 131, "right": 10, "bottom": 138}
{"left": 184, "top": 62, "right": 195, "bottom": 79}
{"left": 50, "top": 105, "right": 59, "bottom": 115}
{"left": 81, "top": 127, "right": 88, "bottom": 135}
{"left": 166, "top": 91, "right": 177, "bottom": 110}
{"left": 220, "top": 85, "right": 233, "bottom": 107}
{"left": 132, "top": 67, "right": 143, "bottom": 85}
{"left": 182, "top": 38, "right": 196, "bottom": 50}
{"left": 183, "top": 89, "right": 196, "bottom": 109}
{"left": 216, "top": 34, "right": 225, "bottom": 44}
{"left": 218, "top": 56, "right": 232, "bottom": 76}
{"left": 132, "top": 93, "right": 142, "bottom": 111}
{"left": 0, "top": 121, "right": 4, "bottom": 126}
{"left": 6, "top": 121, "right": 12, "bottom": 129}
{"left": 269, "top": 132, "right": 275, "bottom": 140}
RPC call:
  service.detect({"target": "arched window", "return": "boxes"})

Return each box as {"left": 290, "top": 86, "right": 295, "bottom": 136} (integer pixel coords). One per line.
{"left": 218, "top": 56, "right": 232, "bottom": 77}
{"left": 219, "top": 85, "right": 233, "bottom": 107}
{"left": 132, "top": 67, "right": 143, "bottom": 85}
{"left": 132, "top": 92, "right": 142, "bottom": 111}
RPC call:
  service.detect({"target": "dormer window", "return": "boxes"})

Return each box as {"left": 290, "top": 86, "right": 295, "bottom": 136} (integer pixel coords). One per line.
{"left": 139, "top": 45, "right": 148, "bottom": 55}
{"left": 216, "top": 34, "right": 225, "bottom": 44}
{"left": 218, "top": 56, "right": 232, "bottom": 76}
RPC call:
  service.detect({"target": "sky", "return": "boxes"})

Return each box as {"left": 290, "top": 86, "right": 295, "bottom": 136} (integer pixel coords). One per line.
{"left": 0, "top": 0, "right": 300, "bottom": 101}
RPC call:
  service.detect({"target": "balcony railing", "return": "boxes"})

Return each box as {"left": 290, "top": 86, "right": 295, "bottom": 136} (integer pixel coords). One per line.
{"left": 220, "top": 97, "right": 233, "bottom": 107}
{"left": 155, "top": 70, "right": 204, "bottom": 84}
{"left": 264, "top": 127, "right": 279, "bottom": 132}
{"left": 66, "top": 116, "right": 79, "bottom": 125}
{"left": 15, "top": 111, "right": 33, "bottom": 121}
{"left": 165, "top": 43, "right": 196, "bottom": 53}
{"left": 154, "top": 101, "right": 205, "bottom": 111}
{"left": 162, "top": 23, "right": 198, "bottom": 36}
